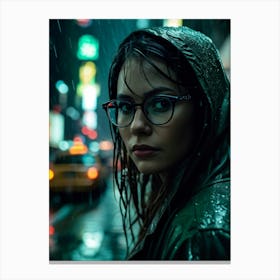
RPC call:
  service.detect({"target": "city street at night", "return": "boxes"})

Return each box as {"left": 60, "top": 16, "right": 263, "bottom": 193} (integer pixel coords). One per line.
{"left": 49, "top": 175, "right": 127, "bottom": 261}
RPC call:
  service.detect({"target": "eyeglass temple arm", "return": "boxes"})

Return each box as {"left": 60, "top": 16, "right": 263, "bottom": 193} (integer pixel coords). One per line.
{"left": 180, "top": 95, "right": 192, "bottom": 101}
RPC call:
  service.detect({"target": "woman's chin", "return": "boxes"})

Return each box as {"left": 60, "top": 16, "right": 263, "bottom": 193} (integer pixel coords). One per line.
{"left": 135, "top": 162, "right": 166, "bottom": 175}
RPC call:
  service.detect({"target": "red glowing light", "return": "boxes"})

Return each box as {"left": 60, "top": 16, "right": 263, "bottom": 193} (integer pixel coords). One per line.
{"left": 49, "top": 225, "right": 55, "bottom": 235}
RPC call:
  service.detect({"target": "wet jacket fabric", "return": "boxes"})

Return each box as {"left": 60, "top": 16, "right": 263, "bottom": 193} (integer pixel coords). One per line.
{"left": 124, "top": 26, "right": 230, "bottom": 260}
{"left": 129, "top": 178, "right": 230, "bottom": 260}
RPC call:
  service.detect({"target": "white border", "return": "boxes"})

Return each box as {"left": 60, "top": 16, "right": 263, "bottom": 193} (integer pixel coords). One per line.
{"left": 0, "top": 0, "right": 279, "bottom": 279}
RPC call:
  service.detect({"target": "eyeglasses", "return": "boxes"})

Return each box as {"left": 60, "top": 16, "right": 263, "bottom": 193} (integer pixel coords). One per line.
{"left": 102, "top": 94, "right": 192, "bottom": 127}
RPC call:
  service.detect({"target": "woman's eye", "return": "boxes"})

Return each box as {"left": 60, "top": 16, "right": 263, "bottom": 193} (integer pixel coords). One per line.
{"left": 150, "top": 98, "right": 170, "bottom": 112}
{"left": 119, "top": 102, "right": 132, "bottom": 114}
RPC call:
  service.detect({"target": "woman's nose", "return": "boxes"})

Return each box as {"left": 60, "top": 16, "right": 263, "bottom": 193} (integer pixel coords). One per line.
{"left": 130, "top": 108, "right": 152, "bottom": 135}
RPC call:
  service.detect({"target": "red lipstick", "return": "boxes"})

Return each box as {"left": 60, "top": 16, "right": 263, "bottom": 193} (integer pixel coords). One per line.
{"left": 132, "top": 145, "right": 160, "bottom": 158}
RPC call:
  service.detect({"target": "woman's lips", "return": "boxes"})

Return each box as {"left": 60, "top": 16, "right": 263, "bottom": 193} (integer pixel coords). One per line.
{"left": 132, "top": 145, "right": 160, "bottom": 158}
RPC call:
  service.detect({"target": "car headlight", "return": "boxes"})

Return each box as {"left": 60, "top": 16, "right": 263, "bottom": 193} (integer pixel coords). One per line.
{"left": 49, "top": 169, "right": 54, "bottom": 180}
{"left": 87, "top": 166, "right": 99, "bottom": 180}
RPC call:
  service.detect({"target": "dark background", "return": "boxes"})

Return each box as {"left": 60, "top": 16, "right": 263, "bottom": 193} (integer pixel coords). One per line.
{"left": 49, "top": 19, "right": 230, "bottom": 146}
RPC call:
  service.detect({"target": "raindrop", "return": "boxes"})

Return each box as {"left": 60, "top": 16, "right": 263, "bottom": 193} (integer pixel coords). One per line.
{"left": 71, "top": 80, "right": 76, "bottom": 91}
{"left": 53, "top": 44, "right": 57, "bottom": 58}
{"left": 57, "top": 20, "right": 62, "bottom": 32}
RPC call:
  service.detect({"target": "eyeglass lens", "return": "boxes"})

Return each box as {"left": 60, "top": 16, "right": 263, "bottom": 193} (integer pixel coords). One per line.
{"left": 107, "top": 96, "right": 174, "bottom": 127}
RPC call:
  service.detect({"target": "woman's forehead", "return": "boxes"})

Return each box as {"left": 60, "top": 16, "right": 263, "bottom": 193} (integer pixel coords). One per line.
{"left": 122, "top": 57, "right": 167, "bottom": 76}
{"left": 117, "top": 57, "right": 178, "bottom": 95}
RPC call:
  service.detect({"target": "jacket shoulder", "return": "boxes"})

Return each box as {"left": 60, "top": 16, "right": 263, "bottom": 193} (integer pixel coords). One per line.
{"left": 164, "top": 180, "right": 230, "bottom": 260}
{"left": 193, "top": 180, "right": 230, "bottom": 231}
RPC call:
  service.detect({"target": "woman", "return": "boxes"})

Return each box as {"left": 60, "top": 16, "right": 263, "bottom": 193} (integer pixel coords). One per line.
{"left": 102, "top": 25, "right": 230, "bottom": 260}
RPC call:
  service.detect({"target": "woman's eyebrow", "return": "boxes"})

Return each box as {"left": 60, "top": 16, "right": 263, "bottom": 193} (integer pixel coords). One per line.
{"left": 117, "top": 87, "right": 175, "bottom": 100}
{"left": 116, "top": 94, "right": 133, "bottom": 100}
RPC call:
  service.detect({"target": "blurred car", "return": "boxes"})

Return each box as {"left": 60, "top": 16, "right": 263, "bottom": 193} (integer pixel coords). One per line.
{"left": 49, "top": 142, "right": 108, "bottom": 201}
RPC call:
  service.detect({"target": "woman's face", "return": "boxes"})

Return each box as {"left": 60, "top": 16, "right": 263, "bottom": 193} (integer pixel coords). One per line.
{"left": 117, "top": 57, "right": 195, "bottom": 176}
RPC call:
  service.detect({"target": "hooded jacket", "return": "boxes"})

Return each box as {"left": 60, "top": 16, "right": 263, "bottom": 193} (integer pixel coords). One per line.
{"left": 121, "top": 26, "right": 230, "bottom": 261}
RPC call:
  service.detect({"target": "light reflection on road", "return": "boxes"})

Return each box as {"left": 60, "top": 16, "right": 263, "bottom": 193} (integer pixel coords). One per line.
{"left": 49, "top": 176, "right": 126, "bottom": 261}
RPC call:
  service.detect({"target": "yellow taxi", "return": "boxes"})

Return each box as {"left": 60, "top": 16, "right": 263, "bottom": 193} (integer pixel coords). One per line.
{"left": 49, "top": 138, "right": 107, "bottom": 197}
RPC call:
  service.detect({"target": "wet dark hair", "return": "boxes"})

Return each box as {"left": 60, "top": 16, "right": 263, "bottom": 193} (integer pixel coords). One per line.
{"left": 109, "top": 32, "right": 200, "bottom": 99}
{"left": 108, "top": 30, "right": 206, "bottom": 256}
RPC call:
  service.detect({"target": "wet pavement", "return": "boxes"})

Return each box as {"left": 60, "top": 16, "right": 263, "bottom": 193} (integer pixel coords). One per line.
{"left": 49, "top": 177, "right": 127, "bottom": 261}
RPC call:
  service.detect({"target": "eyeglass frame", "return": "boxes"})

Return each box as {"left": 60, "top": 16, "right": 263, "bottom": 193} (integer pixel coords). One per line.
{"left": 102, "top": 94, "right": 192, "bottom": 127}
